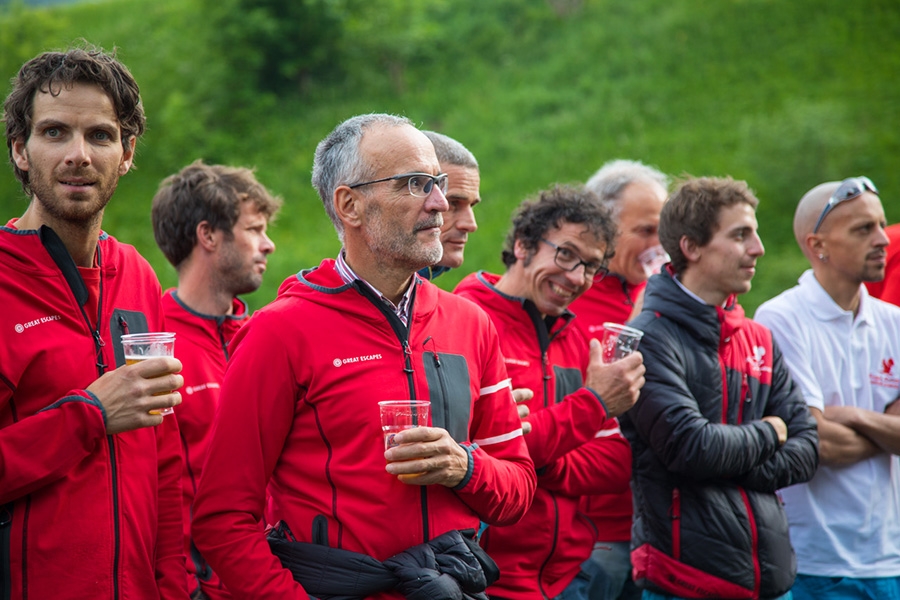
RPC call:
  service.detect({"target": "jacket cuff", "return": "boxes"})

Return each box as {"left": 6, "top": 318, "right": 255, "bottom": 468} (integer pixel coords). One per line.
{"left": 583, "top": 387, "right": 610, "bottom": 420}
{"left": 39, "top": 389, "right": 107, "bottom": 427}
{"left": 452, "top": 442, "right": 477, "bottom": 491}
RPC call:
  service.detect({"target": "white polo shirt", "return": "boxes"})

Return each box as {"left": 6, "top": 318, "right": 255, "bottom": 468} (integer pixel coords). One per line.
{"left": 755, "top": 269, "right": 900, "bottom": 577}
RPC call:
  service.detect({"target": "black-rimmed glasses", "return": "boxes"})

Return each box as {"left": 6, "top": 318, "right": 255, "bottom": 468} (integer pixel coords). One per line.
{"left": 812, "top": 176, "right": 878, "bottom": 234}
{"left": 348, "top": 172, "right": 449, "bottom": 198}
{"left": 541, "top": 239, "right": 608, "bottom": 280}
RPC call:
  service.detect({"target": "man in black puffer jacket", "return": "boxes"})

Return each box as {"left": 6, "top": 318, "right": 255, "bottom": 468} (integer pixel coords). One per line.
{"left": 620, "top": 176, "right": 819, "bottom": 600}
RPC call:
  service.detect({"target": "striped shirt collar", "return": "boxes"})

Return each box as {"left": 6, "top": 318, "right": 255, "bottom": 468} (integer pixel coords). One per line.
{"left": 335, "top": 249, "right": 415, "bottom": 326}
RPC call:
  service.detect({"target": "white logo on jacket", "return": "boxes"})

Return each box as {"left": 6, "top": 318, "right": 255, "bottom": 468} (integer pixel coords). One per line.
{"left": 332, "top": 354, "right": 384, "bottom": 367}
{"left": 746, "top": 346, "right": 767, "bottom": 375}
{"left": 15, "top": 314, "right": 61, "bottom": 333}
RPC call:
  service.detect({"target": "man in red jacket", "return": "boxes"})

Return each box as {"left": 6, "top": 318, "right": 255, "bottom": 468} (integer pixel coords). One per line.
{"left": 152, "top": 160, "right": 282, "bottom": 599}
{"left": 455, "top": 185, "right": 646, "bottom": 600}
{"left": 0, "top": 45, "right": 188, "bottom": 598}
{"left": 567, "top": 159, "right": 669, "bottom": 600}
{"left": 192, "top": 113, "right": 536, "bottom": 599}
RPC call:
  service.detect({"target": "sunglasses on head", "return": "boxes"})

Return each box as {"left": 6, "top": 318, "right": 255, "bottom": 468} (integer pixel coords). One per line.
{"left": 812, "top": 176, "right": 878, "bottom": 234}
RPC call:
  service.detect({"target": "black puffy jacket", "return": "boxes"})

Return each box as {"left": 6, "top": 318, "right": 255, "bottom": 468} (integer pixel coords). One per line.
{"left": 620, "top": 271, "right": 818, "bottom": 600}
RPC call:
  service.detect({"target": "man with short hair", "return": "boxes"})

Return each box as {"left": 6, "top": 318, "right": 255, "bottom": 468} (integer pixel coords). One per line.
{"left": 192, "top": 113, "right": 536, "bottom": 599}
{"left": 151, "top": 159, "right": 282, "bottom": 599}
{"left": 417, "top": 130, "right": 480, "bottom": 280}
{"left": 0, "top": 45, "right": 187, "bottom": 598}
{"left": 622, "top": 176, "right": 818, "bottom": 600}
{"left": 568, "top": 158, "right": 669, "bottom": 600}
{"left": 455, "top": 184, "right": 645, "bottom": 600}
{"left": 755, "top": 177, "right": 900, "bottom": 600}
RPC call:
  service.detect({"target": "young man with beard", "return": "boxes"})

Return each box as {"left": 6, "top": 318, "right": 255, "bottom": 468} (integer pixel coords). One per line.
{"left": 151, "top": 159, "right": 282, "bottom": 599}
{"left": 0, "top": 45, "right": 187, "bottom": 598}
{"left": 755, "top": 177, "right": 900, "bottom": 599}
{"left": 622, "top": 177, "right": 818, "bottom": 600}
{"left": 191, "top": 113, "right": 536, "bottom": 599}
{"left": 454, "top": 185, "right": 646, "bottom": 600}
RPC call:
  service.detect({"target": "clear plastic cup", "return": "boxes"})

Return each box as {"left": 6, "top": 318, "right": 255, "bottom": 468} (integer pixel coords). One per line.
{"left": 638, "top": 244, "right": 670, "bottom": 278}
{"left": 599, "top": 322, "right": 644, "bottom": 364}
{"left": 121, "top": 332, "right": 176, "bottom": 415}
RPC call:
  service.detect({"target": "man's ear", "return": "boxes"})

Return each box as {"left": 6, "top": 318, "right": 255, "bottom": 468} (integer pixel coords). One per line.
{"left": 118, "top": 136, "right": 136, "bottom": 176}
{"left": 680, "top": 235, "right": 701, "bottom": 263}
{"left": 805, "top": 232, "right": 825, "bottom": 259}
{"left": 513, "top": 238, "right": 530, "bottom": 261}
{"left": 334, "top": 185, "right": 363, "bottom": 230}
{"left": 196, "top": 221, "right": 218, "bottom": 252}
{"left": 11, "top": 137, "right": 29, "bottom": 172}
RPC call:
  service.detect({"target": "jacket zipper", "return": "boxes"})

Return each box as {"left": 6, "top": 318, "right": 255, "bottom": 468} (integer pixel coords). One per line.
{"left": 0, "top": 503, "right": 11, "bottom": 600}
{"left": 218, "top": 321, "right": 230, "bottom": 361}
{"left": 670, "top": 487, "right": 681, "bottom": 560}
{"left": 740, "top": 488, "right": 761, "bottom": 596}
{"left": 353, "top": 281, "right": 428, "bottom": 542}
{"left": 536, "top": 493, "right": 560, "bottom": 599}
{"left": 426, "top": 340, "right": 451, "bottom": 436}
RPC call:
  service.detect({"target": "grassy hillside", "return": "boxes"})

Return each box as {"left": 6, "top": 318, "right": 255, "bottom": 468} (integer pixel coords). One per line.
{"left": 1, "top": 0, "right": 898, "bottom": 314}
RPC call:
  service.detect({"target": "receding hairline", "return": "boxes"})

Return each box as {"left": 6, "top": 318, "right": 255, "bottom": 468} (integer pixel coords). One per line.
{"left": 793, "top": 181, "right": 841, "bottom": 248}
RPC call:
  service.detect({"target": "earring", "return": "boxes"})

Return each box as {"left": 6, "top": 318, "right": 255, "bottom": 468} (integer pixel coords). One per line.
{"left": 818, "top": 254, "right": 827, "bottom": 262}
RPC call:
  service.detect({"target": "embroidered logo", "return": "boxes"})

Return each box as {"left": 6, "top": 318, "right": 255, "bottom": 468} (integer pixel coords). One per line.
{"left": 185, "top": 382, "right": 221, "bottom": 395}
{"left": 504, "top": 357, "right": 531, "bottom": 368}
{"left": 870, "top": 357, "right": 900, "bottom": 390}
{"left": 332, "top": 354, "right": 383, "bottom": 367}
{"left": 746, "top": 345, "right": 766, "bottom": 373}
{"left": 15, "top": 314, "right": 61, "bottom": 333}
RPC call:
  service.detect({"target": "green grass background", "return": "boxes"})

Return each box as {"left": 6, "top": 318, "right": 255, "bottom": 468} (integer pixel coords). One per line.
{"left": 1, "top": 0, "right": 898, "bottom": 315}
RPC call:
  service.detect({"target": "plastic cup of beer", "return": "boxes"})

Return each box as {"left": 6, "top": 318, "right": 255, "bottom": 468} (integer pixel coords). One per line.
{"left": 121, "top": 332, "right": 176, "bottom": 415}
{"left": 378, "top": 400, "right": 431, "bottom": 450}
{"left": 599, "top": 322, "right": 644, "bottom": 364}
{"left": 638, "top": 244, "right": 670, "bottom": 278}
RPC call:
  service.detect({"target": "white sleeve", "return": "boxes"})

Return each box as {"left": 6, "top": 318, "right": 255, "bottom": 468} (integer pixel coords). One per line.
{"left": 754, "top": 301, "right": 826, "bottom": 412}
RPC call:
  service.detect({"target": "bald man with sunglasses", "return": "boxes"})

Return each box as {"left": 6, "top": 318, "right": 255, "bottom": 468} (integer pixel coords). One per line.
{"left": 755, "top": 177, "right": 900, "bottom": 600}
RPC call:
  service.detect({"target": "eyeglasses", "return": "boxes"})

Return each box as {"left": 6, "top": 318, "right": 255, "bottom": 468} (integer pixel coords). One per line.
{"left": 348, "top": 172, "right": 449, "bottom": 198}
{"left": 812, "top": 176, "right": 878, "bottom": 233}
{"left": 541, "top": 239, "right": 608, "bottom": 280}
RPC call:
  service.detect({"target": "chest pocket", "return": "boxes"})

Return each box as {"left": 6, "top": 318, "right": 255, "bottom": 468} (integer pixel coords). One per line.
{"left": 109, "top": 309, "right": 150, "bottom": 368}
{"left": 422, "top": 353, "right": 472, "bottom": 443}
{"left": 553, "top": 365, "right": 583, "bottom": 403}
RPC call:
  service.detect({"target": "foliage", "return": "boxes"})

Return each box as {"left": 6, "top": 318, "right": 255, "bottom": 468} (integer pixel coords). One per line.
{"left": 0, "top": 0, "right": 898, "bottom": 316}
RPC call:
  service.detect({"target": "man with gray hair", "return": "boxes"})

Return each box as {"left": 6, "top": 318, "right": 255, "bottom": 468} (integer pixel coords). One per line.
{"left": 567, "top": 159, "right": 668, "bottom": 600}
{"left": 192, "top": 113, "right": 536, "bottom": 599}
{"left": 417, "top": 130, "right": 481, "bottom": 280}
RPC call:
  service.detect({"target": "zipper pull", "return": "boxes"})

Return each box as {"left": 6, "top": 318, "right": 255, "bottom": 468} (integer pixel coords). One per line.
{"left": 423, "top": 336, "right": 441, "bottom": 367}
{"left": 402, "top": 340, "right": 414, "bottom": 374}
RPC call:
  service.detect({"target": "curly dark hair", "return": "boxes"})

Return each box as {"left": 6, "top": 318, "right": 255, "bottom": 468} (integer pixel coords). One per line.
{"left": 660, "top": 176, "right": 759, "bottom": 275}
{"left": 501, "top": 184, "right": 617, "bottom": 268}
{"left": 3, "top": 42, "right": 145, "bottom": 195}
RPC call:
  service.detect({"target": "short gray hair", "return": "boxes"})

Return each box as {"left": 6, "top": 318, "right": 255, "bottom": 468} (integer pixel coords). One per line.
{"left": 311, "top": 113, "right": 413, "bottom": 240}
{"left": 422, "top": 130, "right": 478, "bottom": 170}
{"left": 585, "top": 159, "right": 669, "bottom": 218}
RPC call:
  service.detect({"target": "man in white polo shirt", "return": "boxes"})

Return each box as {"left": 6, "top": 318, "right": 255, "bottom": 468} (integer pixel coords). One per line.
{"left": 755, "top": 176, "right": 900, "bottom": 600}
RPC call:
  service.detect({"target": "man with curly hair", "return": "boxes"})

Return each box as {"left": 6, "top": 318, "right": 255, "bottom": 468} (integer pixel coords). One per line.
{"left": 455, "top": 184, "right": 645, "bottom": 600}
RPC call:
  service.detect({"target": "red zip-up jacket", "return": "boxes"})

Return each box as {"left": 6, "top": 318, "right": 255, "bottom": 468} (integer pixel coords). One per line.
{"left": 191, "top": 260, "right": 536, "bottom": 599}
{"left": 568, "top": 273, "right": 644, "bottom": 543}
{"left": 0, "top": 221, "right": 187, "bottom": 599}
{"left": 455, "top": 272, "right": 631, "bottom": 600}
{"left": 163, "top": 290, "right": 248, "bottom": 599}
